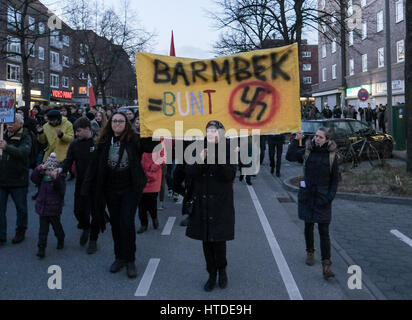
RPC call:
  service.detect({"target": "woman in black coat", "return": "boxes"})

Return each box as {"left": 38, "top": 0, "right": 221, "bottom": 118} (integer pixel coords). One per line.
{"left": 82, "top": 112, "right": 147, "bottom": 278}
{"left": 286, "top": 127, "right": 339, "bottom": 279}
{"left": 185, "top": 120, "right": 237, "bottom": 292}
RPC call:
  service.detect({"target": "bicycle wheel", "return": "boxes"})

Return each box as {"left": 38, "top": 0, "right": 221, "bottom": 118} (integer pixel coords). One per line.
{"left": 366, "top": 144, "right": 383, "bottom": 168}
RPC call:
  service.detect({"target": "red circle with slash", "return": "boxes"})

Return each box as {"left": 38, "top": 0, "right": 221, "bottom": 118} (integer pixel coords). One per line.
{"left": 228, "top": 81, "right": 280, "bottom": 127}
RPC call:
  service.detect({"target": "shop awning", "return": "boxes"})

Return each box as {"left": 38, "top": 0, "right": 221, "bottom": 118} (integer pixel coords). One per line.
{"left": 31, "top": 97, "right": 48, "bottom": 102}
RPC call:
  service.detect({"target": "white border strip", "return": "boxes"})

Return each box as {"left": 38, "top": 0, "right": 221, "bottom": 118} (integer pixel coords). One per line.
{"left": 161, "top": 217, "right": 176, "bottom": 236}
{"left": 134, "top": 258, "right": 160, "bottom": 297}
{"left": 390, "top": 229, "right": 412, "bottom": 248}
{"left": 247, "top": 185, "right": 303, "bottom": 300}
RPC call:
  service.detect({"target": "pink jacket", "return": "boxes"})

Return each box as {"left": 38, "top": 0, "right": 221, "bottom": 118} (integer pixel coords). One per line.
{"left": 141, "top": 142, "right": 166, "bottom": 193}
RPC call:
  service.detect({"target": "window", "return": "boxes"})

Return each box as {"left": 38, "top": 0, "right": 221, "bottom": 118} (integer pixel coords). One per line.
{"left": 63, "top": 35, "right": 70, "bottom": 47}
{"left": 396, "top": 1, "right": 404, "bottom": 23}
{"left": 62, "top": 76, "right": 69, "bottom": 88}
{"left": 50, "top": 51, "right": 59, "bottom": 65}
{"left": 63, "top": 56, "right": 69, "bottom": 67}
{"left": 38, "top": 47, "right": 44, "bottom": 60}
{"left": 362, "top": 22, "right": 367, "bottom": 39}
{"left": 349, "top": 59, "right": 354, "bottom": 76}
{"left": 303, "top": 77, "right": 312, "bottom": 84}
{"left": 302, "top": 51, "right": 311, "bottom": 58}
{"left": 28, "top": 68, "right": 35, "bottom": 83}
{"left": 347, "top": 0, "right": 353, "bottom": 17}
{"left": 79, "top": 87, "right": 87, "bottom": 94}
{"left": 80, "top": 43, "right": 89, "bottom": 55}
{"left": 50, "top": 74, "right": 59, "bottom": 88}
{"left": 378, "top": 47, "right": 384, "bottom": 68}
{"left": 322, "top": 44, "right": 326, "bottom": 58}
{"left": 28, "top": 43, "right": 35, "bottom": 57}
{"left": 79, "top": 57, "right": 86, "bottom": 65}
{"left": 39, "top": 22, "right": 45, "bottom": 34}
{"left": 377, "top": 11, "right": 384, "bottom": 32}
{"left": 302, "top": 64, "right": 312, "bottom": 71}
{"left": 38, "top": 71, "right": 44, "bottom": 84}
{"left": 7, "top": 63, "right": 20, "bottom": 81}
{"left": 50, "top": 30, "right": 60, "bottom": 46}
{"left": 29, "top": 16, "right": 35, "bottom": 31}
{"left": 361, "top": 0, "right": 367, "bottom": 7}
{"left": 349, "top": 31, "right": 354, "bottom": 46}
{"left": 322, "top": 68, "right": 327, "bottom": 82}
{"left": 8, "top": 6, "right": 21, "bottom": 29}
{"left": 332, "top": 64, "right": 337, "bottom": 79}
{"left": 397, "top": 40, "right": 405, "bottom": 62}
{"left": 362, "top": 54, "right": 368, "bottom": 72}
{"left": 7, "top": 36, "right": 21, "bottom": 54}
{"left": 332, "top": 38, "right": 337, "bottom": 53}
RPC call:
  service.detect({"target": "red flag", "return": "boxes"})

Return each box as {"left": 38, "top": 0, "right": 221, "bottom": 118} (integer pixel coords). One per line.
{"left": 170, "top": 30, "right": 176, "bottom": 56}
{"left": 87, "top": 74, "right": 97, "bottom": 107}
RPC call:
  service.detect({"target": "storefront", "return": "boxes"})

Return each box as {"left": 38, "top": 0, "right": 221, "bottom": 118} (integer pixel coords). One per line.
{"left": 30, "top": 90, "right": 49, "bottom": 109}
{"left": 49, "top": 89, "right": 75, "bottom": 107}
{"left": 346, "top": 84, "right": 374, "bottom": 109}
{"left": 313, "top": 89, "right": 342, "bottom": 111}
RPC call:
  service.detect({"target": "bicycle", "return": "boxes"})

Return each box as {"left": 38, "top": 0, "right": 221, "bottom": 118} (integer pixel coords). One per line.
{"left": 337, "top": 129, "right": 384, "bottom": 169}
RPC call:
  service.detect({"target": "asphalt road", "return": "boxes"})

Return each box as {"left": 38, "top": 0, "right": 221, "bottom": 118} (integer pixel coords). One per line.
{"left": 0, "top": 149, "right": 411, "bottom": 300}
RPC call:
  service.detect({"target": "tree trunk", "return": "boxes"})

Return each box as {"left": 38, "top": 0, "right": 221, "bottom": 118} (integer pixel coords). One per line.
{"left": 406, "top": 0, "right": 412, "bottom": 172}
{"left": 21, "top": 52, "right": 31, "bottom": 109}
{"left": 340, "top": 0, "right": 347, "bottom": 110}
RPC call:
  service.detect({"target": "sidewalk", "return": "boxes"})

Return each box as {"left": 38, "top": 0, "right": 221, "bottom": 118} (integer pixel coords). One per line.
{"left": 392, "top": 150, "right": 407, "bottom": 162}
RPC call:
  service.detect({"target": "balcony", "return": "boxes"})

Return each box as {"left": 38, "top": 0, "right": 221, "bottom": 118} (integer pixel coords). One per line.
{"left": 7, "top": 54, "right": 22, "bottom": 63}
{"left": 50, "top": 40, "right": 63, "bottom": 50}
{"left": 50, "top": 63, "right": 63, "bottom": 72}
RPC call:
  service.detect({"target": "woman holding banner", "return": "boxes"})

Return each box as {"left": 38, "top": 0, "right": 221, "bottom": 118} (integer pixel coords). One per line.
{"left": 82, "top": 112, "right": 147, "bottom": 278}
{"left": 185, "top": 120, "right": 237, "bottom": 292}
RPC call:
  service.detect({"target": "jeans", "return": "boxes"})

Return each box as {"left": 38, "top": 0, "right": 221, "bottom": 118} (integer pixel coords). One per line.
{"left": 0, "top": 187, "right": 28, "bottom": 240}
{"left": 304, "top": 223, "right": 331, "bottom": 260}
{"left": 268, "top": 140, "right": 283, "bottom": 172}
{"left": 138, "top": 192, "right": 158, "bottom": 227}
{"left": 202, "top": 241, "right": 227, "bottom": 274}
{"left": 105, "top": 189, "right": 141, "bottom": 262}
{"left": 38, "top": 216, "right": 65, "bottom": 248}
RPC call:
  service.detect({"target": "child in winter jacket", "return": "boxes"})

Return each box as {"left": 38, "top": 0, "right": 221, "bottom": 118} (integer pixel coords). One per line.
{"left": 30, "top": 153, "right": 66, "bottom": 258}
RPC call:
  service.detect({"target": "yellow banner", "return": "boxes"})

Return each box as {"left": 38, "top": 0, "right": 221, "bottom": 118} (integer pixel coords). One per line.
{"left": 136, "top": 44, "right": 301, "bottom": 138}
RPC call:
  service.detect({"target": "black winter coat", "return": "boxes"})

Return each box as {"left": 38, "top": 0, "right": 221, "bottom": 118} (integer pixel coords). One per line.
{"left": 185, "top": 139, "right": 237, "bottom": 242}
{"left": 286, "top": 139, "right": 339, "bottom": 224}
{"left": 81, "top": 134, "right": 147, "bottom": 232}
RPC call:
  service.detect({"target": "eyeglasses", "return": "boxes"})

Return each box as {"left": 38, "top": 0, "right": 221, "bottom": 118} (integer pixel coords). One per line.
{"left": 112, "top": 120, "right": 126, "bottom": 124}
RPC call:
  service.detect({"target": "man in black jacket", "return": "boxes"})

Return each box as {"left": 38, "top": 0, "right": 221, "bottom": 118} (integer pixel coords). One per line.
{"left": 56, "top": 117, "right": 99, "bottom": 254}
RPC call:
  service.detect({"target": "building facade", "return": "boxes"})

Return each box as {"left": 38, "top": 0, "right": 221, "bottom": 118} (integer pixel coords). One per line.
{"left": 313, "top": 0, "right": 406, "bottom": 111}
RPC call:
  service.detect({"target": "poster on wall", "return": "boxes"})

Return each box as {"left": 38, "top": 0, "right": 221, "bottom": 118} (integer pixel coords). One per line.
{"left": 0, "top": 89, "right": 16, "bottom": 123}
{"left": 136, "top": 44, "right": 301, "bottom": 138}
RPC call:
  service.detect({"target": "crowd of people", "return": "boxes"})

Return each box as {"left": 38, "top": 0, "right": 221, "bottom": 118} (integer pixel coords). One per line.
{"left": 0, "top": 103, "right": 340, "bottom": 291}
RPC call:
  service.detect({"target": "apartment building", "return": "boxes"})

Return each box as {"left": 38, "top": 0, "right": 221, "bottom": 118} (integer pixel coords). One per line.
{"left": 313, "top": 0, "right": 405, "bottom": 110}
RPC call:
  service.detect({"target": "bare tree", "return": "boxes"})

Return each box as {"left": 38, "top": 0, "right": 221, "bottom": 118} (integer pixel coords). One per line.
{"left": 406, "top": 0, "right": 412, "bottom": 172}
{"left": 62, "top": 0, "right": 155, "bottom": 105}
{"left": 0, "top": 0, "right": 51, "bottom": 108}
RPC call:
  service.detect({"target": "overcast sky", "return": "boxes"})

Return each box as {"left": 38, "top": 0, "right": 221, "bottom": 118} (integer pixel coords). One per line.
{"left": 43, "top": 0, "right": 317, "bottom": 59}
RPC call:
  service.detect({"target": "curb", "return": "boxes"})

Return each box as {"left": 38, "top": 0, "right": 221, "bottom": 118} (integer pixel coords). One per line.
{"left": 282, "top": 177, "right": 412, "bottom": 206}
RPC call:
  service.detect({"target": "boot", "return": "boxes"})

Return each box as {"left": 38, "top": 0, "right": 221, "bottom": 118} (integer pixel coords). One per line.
{"left": 270, "top": 167, "right": 275, "bottom": 174}
{"left": 322, "top": 259, "right": 335, "bottom": 279}
{"left": 36, "top": 246, "right": 46, "bottom": 258}
{"left": 80, "top": 229, "right": 90, "bottom": 246}
{"left": 137, "top": 225, "right": 148, "bottom": 234}
{"left": 87, "top": 240, "right": 97, "bottom": 254}
{"left": 110, "top": 260, "right": 126, "bottom": 273}
{"left": 180, "top": 216, "right": 189, "bottom": 226}
{"left": 306, "top": 250, "right": 315, "bottom": 266}
{"left": 246, "top": 176, "right": 252, "bottom": 185}
{"left": 239, "top": 175, "right": 244, "bottom": 182}
{"left": 152, "top": 218, "right": 159, "bottom": 230}
{"left": 126, "top": 262, "right": 137, "bottom": 278}
{"left": 12, "top": 230, "right": 25, "bottom": 244}
{"left": 204, "top": 272, "right": 217, "bottom": 292}
{"left": 56, "top": 239, "right": 64, "bottom": 250}
{"left": 218, "top": 268, "right": 228, "bottom": 289}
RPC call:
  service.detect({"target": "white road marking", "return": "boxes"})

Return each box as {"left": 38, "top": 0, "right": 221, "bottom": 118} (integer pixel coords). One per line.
{"left": 390, "top": 229, "right": 412, "bottom": 248}
{"left": 247, "top": 185, "right": 303, "bottom": 300}
{"left": 161, "top": 217, "right": 176, "bottom": 235}
{"left": 134, "top": 258, "right": 160, "bottom": 297}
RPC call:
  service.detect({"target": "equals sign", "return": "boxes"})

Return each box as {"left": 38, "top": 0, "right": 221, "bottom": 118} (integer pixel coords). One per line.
{"left": 148, "top": 99, "right": 162, "bottom": 111}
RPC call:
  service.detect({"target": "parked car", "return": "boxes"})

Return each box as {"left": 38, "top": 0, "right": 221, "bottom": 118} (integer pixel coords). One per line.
{"left": 291, "top": 119, "right": 394, "bottom": 158}
{"left": 118, "top": 106, "right": 139, "bottom": 117}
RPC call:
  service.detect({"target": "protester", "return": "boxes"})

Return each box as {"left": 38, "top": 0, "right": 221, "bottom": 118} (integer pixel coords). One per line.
{"left": 37, "top": 109, "right": 74, "bottom": 162}
{"left": 364, "top": 103, "right": 375, "bottom": 128}
{"left": 332, "top": 105, "right": 342, "bottom": 119}
{"left": 0, "top": 114, "right": 32, "bottom": 245}
{"left": 322, "top": 105, "right": 333, "bottom": 119}
{"left": 267, "top": 134, "right": 285, "bottom": 177}
{"left": 238, "top": 135, "right": 254, "bottom": 185}
{"left": 95, "top": 111, "right": 108, "bottom": 132}
{"left": 57, "top": 117, "right": 99, "bottom": 254}
{"left": 286, "top": 127, "right": 339, "bottom": 280}
{"left": 17, "top": 106, "right": 37, "bottom": 135}
{"left": 185, "top": 120, "right": 237, "bottom": 292}
{"left": 31, "top": 153, "right": 65, "bottom": 258}
{"left": 85, "top": 112, "right": 100, "bottom": 136}
{"left": 377, "top": 104, "right": 387, "bottom": 133}
{"left": 137, "top": 139, "right": 166, "bottom": 234}
{"left": 82, "top": 112, "right": 147, "bottom": 278}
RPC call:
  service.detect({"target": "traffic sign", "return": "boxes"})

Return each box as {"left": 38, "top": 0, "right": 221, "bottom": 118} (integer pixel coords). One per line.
{"left": 358, "top": 88, "right": 369, "bottom": 101}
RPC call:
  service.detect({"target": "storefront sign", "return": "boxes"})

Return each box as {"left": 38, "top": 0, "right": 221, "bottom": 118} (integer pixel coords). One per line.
{"left": 51, "top": 89, "right": 73, "bottom": 100}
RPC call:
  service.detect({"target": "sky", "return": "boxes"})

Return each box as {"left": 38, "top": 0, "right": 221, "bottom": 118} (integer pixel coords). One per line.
{"left": 43, "top": 0, "right": 317, "bottom": 59}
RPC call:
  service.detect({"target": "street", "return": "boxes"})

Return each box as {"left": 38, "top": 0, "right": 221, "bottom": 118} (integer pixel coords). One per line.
{"left": 1, "top": 149, "right": 412, "bottom": 300}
